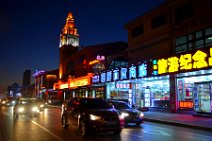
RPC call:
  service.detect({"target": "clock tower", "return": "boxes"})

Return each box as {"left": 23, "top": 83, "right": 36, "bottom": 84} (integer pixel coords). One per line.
{"left": 59, "top": 12, "right": 79, "bottom": 48}
{"left": 59, "top": 12, "right": 79, "bottom": 80}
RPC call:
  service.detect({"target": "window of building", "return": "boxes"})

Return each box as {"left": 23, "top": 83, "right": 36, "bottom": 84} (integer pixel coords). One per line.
{"left": 151, "top": 13, "right": 167, "bottom": 29}
{"left": 194, "top": 40, "right": 204, "bottom": 49}
{"left": 175, "top": 27, "right": 212, "bottom": 54}
{"left": 108, "top": 57, "right": 128, "bottom": 69}
{"left": 131, "top": 25, "right": 144, "bottom": 38}
{"left": 205, "top": 27, "right": 212, "bottom": 36}
{"left": 175, "top": 1, "right": 194, "bottom": 24}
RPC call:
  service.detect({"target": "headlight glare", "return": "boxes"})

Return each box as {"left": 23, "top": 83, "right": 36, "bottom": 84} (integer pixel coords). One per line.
{"left": 90, "top": 114, "right": 101, "bottom": 120}
{"left": 140, "top": 112, "right": 144, "bottom": 118}
{"left": 32, "top": 106, "right": 39, "bottom": 112}
{"left": 120, "top": 112, "right": 129, "bottom": 119}
{"left": 18, "top": 107, "right": 24, "bottom": 112}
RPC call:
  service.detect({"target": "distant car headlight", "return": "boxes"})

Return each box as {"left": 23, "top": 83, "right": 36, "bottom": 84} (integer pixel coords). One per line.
{"left": 18, "top": 107, "right": 24, "bottom": 112}
{"left": 90, "top": 114, "right": 101, "bottom": 120}
{"left": 40, "top": 104, "right": 44, "bottom": 108}
{"left": 120, "top": 112, "right": 129, "bottom": 119}
{"left": 32, "top": 106, "right": 39, "bottom": 112}
{"left": 139, "top": 112, "right": 144, "bottom": 118}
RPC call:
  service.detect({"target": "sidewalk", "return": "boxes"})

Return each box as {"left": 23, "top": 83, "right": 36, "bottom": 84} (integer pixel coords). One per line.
{"left": 143, "top": 111, "right": 212, "bottom": 131}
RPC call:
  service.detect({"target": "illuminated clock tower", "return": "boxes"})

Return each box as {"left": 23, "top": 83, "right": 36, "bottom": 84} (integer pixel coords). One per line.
{"left": 59, "top": 12, "right": 79, "bottom": 80}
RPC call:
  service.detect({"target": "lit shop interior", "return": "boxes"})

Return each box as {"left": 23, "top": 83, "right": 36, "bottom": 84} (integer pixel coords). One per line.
{"left": 177, "top": 69, "right": 212, "bottom": 113}
{"left": 106, "top": 76, "right": 170, "bottom": 108}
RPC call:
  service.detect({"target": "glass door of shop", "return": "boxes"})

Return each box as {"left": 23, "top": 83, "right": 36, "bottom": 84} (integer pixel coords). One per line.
{"left": 194, "top": 82, "right": 212, "bottom": 113}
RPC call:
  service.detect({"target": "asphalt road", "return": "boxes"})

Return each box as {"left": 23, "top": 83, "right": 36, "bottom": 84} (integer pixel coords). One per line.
{"left": 0, "top": 106, "right": 212, "bottom": 141}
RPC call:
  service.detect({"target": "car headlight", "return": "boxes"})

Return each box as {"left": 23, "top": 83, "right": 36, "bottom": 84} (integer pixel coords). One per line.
{"left": 120, "top": 112, "right": 129, "bottom": 119}
{"left": 40, "top": 104, "right": 44, "bottom": 108}
{"left": 18, "top": 107, "right": 24, "bottom": 112}
{"left": 90, "top": 114, "right": 101, "bottom": 120}
{"left": 139, "top": 112, "right": 144, "bottom": 118}
{"left": 32, "top": 106, "right": 39, "bottom": 112}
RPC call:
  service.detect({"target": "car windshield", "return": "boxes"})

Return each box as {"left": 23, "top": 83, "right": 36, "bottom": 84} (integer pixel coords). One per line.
{"left": 113, "top": 102, "right": 131, "bottom": 109}
{"left": 81, "top": 99, "right": 111, "bottom": 109}
{"left": 17, "top": 100, "right": 36, "bottom": 105}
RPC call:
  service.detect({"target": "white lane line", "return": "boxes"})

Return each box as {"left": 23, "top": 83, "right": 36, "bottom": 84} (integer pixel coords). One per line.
{"left": 30, "top": 120, "right": 65, "bottom": 141}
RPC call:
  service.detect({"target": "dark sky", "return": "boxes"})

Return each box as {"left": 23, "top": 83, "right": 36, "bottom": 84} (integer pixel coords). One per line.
{"left": 0, "top": 0, "right": 165, "bottom": 91}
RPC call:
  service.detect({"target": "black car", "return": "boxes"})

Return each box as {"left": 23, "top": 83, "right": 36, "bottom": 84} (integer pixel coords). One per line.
{"left": 108, "top": 100, "right": 144, "bottom": 126}
{"left": 13, "top": 98, "right": 40, "bottom": 118}
{"left": 61, "top": 98, "right": 123, "bottom": 137}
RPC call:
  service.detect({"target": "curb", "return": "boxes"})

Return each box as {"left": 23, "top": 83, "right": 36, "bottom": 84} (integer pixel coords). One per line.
{"left": 144, "top": 118, "right": 212, "bottom": 131}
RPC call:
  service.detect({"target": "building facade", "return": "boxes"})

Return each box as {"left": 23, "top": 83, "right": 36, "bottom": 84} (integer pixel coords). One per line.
{"left": 122, "top": 0, "right": 212, "bottom": 114}
{"left": 54, "top": 12, "right": 128, "bottom": 101}
{"left": 33, "top": 70, "right": 58, "bottom": 103}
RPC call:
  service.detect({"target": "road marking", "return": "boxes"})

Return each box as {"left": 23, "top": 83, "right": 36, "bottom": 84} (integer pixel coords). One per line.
{"left": 30, "top": 120, "right": 65, "bottom": 141}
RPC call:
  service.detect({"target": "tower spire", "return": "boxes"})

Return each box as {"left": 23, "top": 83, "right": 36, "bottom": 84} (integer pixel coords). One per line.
{"left": 59, "top": 12, "right": 79, "bottom": 48}
{"left": 62, "top": 12, "right": 79, "bottom": 36}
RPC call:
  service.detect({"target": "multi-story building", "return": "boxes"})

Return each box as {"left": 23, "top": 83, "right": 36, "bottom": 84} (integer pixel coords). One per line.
{"left": 33, "top": 69, "right": 58, "bottom": 102}
{"left": 122, "top": 0, "right": 212, "bottom": 114}
{"left": 93, "top": 0, "right": 212, "bottom": 115}
{"left": 23, "top": 70, "right": 31, "bottom": 87}
{"left": 54, "top": 12, "right": 128, "bottom": 100}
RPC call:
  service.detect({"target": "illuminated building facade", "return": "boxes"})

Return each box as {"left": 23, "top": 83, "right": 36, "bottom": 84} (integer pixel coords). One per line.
{"left": 122, "top": 0, "right": 212, "bottom": 114}
{"left": 54, "top": 12, "right": 128, "bottom": 100}
{"left": 33, "top": 70, "right": 58, "bottom": 102}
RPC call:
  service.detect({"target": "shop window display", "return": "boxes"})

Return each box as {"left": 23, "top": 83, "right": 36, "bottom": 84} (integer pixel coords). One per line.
{"left": 194, "top": 82, "right": 212, "bottom": 113}
{"left": 177, "top": 73, "right": 212, "bottom": 111}
{"left": 136, "top": 80, "right": 170, "bottom": 108}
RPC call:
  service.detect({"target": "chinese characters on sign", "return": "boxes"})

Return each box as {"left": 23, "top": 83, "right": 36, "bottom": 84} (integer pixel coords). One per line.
{"left": 155, "top": 48, "right": 212, "bottom": 75}
{"left": 92, "top": 47, "right": 212, "bottom": 84}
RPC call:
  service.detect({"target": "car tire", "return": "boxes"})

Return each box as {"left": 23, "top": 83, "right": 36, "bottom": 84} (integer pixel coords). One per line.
{"left": 136, "top": 123, "right": 141, "bottom": 126}
{"left": 13, "top": 113, "right": 18, "bottom": 119}
{"left": 80, "top": 120, "right": 88, "bottom": 137}
{"left": 114, "top": 129, "right": 121, "bottom": 135}
{"left": 61, "top": 115, "right": 68, "bottom": 128}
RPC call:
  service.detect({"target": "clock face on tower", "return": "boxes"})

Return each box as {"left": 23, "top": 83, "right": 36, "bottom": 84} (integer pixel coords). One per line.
{"left": 70, "top": 38, "right": 75, "bottom": 45}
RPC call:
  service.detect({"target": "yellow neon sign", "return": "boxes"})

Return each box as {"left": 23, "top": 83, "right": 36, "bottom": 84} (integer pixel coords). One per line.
{"left": 89, "top": 60, "right": 99, "bottom": 65}
{"left": 69, "top": 76, "right": 91, "bottom": 88}
{"left": 156, "top": 47, "right": 212, "bottom": 75}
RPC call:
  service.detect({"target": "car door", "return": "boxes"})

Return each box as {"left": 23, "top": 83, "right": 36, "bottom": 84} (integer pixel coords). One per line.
{"left": 66, "top": 99, "right": 80, "bottom": 126}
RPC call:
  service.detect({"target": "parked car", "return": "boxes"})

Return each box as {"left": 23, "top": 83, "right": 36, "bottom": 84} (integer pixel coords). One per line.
{"left": 13, "top": 98, "right": 40, "bottom": 118}
{"left": 61, "top": 98, "right": 123, "bottom": 137}
{"left": 108, "top": 100, "right": 144, "bottom": 126}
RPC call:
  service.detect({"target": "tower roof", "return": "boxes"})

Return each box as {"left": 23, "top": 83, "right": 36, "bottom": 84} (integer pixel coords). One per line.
{"left": 62, "top": 12, "right": 79, "bottom": 36}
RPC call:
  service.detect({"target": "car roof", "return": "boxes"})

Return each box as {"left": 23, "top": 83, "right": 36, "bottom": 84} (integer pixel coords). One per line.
{"left": 108, "top": 100, "right": 127, "bottom": 103}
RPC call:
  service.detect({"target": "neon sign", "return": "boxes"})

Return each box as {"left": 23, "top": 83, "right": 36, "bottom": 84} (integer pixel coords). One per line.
{"left": 155, "top": 47, "right": 212, "bottom": 75}
{"left": 129, "top": 65, "right": 136, "bottom": 79}
{"left": 92, "top": 75, "right": 99, "bottom": 83}
{"left": 113, "top": 69, "right": 119, "bottom": 81}
{"left": 106, "top": 71, "right": 112, "bottom": 82}
{"left": 120, "top": 67, "right": 127, "bottom": 80}
{"left": 138, "top": 63, "right": 147, "bottom": 77}
{"left": 101, "top": 72, "right": 106, "bottom": 83}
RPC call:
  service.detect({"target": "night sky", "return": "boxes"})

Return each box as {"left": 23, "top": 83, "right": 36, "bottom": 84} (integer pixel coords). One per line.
{"left": 0, "top": 0, "right": 165, "bottom": 91}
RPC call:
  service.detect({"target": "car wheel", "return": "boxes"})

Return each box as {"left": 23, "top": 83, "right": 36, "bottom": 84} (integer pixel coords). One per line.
{"left": 80, "top": 120, "right": 88, "bottom": 137}
{"left": 13, "top": 113, "right": 18, "bottom": 119}
{"left": 61, "top": 115, "right": 68, "bottom": 128}
{"left": 136, "top": 123, "right": 141, "bottom": 126}
{"left": 114, "top": 129, "right": 121, "bottom": 135}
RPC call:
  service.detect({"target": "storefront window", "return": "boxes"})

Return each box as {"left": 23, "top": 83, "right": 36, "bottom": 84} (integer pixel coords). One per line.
{"left": 194, "top": 82, "right": 212, "bottom": 113}
{"left": 177, "top": 70, "right": 212, "bottom": 112}
{"left": 137, "top": 78, "right": 170, "bottom": 108}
